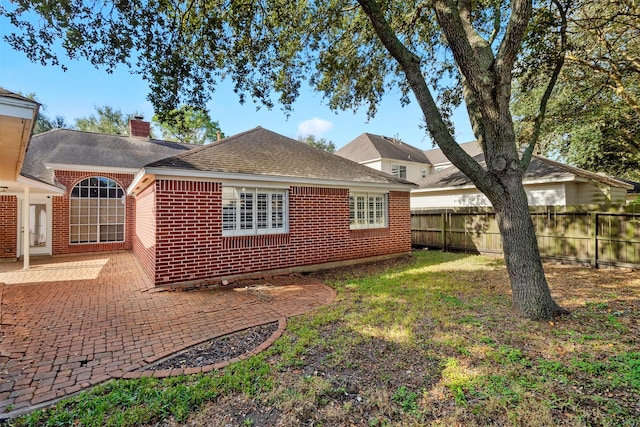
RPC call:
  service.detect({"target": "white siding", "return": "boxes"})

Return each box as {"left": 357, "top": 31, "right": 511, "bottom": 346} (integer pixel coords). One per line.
{"left": 609, "top": 187, "right": 628, "bottom": 205}
{"left": 362, "top": 160, "right": 383, "bottom": 171}
{"left": 380, "top": 159, "right": 431, "bottom": 183}
{"left": 574, "top": 182, "right": 608, "bottom": 205}
{"left": 411, "top": 183, "right": 568, "bottom": 209}
{"left": 568, "top": 182, "right": 627, "bottom": 205}
{"left": 411, "top": 188, "right": 491, "bottom": 209}
{"left": 525, "top": 183, "right": 567, "bottom": 206}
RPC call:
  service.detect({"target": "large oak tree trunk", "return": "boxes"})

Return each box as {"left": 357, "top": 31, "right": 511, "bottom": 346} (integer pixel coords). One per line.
{"left": 492, "top": 175, "right": 569, "bottom": 319}
{"left": 356, "top": 0, "right": 568, "bottom": 319}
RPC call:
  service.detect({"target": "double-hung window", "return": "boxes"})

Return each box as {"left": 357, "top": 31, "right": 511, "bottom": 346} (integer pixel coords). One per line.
{"left": 222, "top": 187, "right": 288, "bottom": 236}
{"left": 349, "top": 192, "right": 388, "bottom": 229}
{"left": 391, "top": 164, "right": 407, "bottom": 179}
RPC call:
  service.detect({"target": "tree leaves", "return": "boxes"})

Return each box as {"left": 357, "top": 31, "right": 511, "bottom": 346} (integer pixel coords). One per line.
{"left": 75, "top": 105, "right": 140, "bottom": 135}
{"left": 152, "top": 106, "right": 224, "bottom": 145}
{"left": 514, "top": 0, "right": 640, "bottom": 179}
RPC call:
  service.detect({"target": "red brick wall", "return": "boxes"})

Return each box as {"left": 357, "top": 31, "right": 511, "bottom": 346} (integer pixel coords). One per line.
{"left": 0, "top": 196, "right": 18, "bottom": 259}
{"left": 152, "top": 179, "right": 223, "bottom": 284}
{"left": 53, "top": 171, "right": 135, "bottom": 255}
{"left": 132, "top": 183, "right": 156, "bottom": 281}
{"left": 145, "top": 180, "right": 411, "bottom": 286}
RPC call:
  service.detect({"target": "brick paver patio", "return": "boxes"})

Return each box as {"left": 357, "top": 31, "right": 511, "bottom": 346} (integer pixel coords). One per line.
{"left": 0, "top": 252, "right": 335, "bottom": 418}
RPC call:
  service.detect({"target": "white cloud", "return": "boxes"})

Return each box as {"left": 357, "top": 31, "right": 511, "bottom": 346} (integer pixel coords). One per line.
{"left": 297, "top": 117, "right": 334, "bottom": 138}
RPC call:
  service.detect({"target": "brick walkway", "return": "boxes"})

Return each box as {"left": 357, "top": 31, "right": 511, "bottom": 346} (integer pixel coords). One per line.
{"left": 0, "top": 252, "right": 335, "bottom": 418}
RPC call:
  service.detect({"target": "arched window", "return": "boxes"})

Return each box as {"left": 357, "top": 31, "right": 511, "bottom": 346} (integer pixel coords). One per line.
{"left": 70, "top": 177, "right": 125, "bottom": 244}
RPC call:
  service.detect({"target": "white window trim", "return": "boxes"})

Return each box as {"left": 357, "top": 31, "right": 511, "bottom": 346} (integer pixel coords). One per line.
{"left": 349, "top": 192, "right": 388, "bottom": 229}
{"left": 222, "top": 186, "right": 289, "bottom": 237}
{"left": 69, "top": 176, "right": 126, "bottom": 244}
{"left": 391, "top": 164, "right": 407, "bottom": 179}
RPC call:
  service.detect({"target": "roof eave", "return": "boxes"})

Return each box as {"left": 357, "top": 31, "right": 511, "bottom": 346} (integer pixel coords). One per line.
{"left": 412, "top": 183, "right": 477, "bottom": 193}
{"left": 128, "top": 167, "right": 414, "bottom": 196}
{"left": 45, "top": 163, "right": 140, "bottom": 174}
{"left": 16, "top": 174, "right": 66, "bottom": 194}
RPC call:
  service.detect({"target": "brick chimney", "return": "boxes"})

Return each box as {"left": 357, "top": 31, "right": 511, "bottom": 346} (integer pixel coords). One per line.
{"left": 129, "top": 116, "right": 150, "bottom": 139}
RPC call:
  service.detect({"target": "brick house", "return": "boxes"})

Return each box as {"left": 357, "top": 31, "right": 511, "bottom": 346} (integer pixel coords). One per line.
{"left": 1, "top": 114, "right": 415, "bottom": 286}
{"left": 128, "top": 127, "right": 415, "bottom": 286}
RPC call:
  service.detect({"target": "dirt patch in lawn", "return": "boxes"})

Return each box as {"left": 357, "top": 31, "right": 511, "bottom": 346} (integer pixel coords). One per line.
{"left": 183, "top": 254, "right": 638, "bottom": 426}
{"left": 13, "top": 251, "right": 639, "bottom": 426}
{"left": 114, "top": 253, "right": 640, "bottom": 426}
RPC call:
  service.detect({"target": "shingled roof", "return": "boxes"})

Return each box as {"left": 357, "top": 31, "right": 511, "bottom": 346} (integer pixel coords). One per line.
{"left": 617, "top": 178, "right": 640, "bottom": 195}
{"left": 22, "top": 129, "right": 194, "bottom": 187}
{"left": 423, "top": 141, "right": 483, "bottom": 165}
{"left": 335, "top": 133, "right": 429, "bottom": 164}
{"left": 0, "top": 87, "right": 38, "bottom": 103}
{"left": 144, "top": 127, "right": 414, "bottom": 186}
{"left": 415, "top": 153, "right": 634, "bottom": 190}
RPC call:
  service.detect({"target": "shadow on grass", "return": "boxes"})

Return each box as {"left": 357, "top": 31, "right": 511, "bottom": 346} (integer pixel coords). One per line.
{"left": 10, "top": 250, "right": 640, "bottom": 426}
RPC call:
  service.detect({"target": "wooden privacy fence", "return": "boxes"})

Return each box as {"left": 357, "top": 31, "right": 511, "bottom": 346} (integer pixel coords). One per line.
{"left": 411, "top": 208, "right": 640, "bottom": 269}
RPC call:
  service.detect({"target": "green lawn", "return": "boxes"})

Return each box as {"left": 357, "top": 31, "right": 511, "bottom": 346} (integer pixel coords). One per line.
{"left": 10, "top": 251, "right": 640, "bottom": 426}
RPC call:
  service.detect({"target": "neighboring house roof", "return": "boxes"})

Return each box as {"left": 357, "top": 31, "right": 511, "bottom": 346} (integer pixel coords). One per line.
{"left": 414, "top": 154, "right": 634, "bottom": 191}
{"left": 21, "top": 129, "right": 195, "bottom": 187}
{"left": 336, "top": 133, "right": 430, "bottom": 164}
{"left": 140, "top": 127, "right": 415, "bottom": 188}
{"left": 617, "top": 178, "right": 640, "bottom": 195}
{"left": 422, "top": 141, "right": 483, "bottom": 166}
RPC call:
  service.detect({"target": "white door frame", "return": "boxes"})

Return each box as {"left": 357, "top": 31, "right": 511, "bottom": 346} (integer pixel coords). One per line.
{"left": 17, "top": 195, "right": 53, "bottom": 256}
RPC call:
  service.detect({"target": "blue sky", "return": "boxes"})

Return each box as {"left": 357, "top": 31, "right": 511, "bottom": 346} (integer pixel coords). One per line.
{"left": 1, "top": 35, "right": 474, "bottom": 150}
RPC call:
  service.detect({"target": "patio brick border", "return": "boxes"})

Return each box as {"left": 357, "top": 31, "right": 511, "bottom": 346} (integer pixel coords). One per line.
{"left": 1, "top": 317, "right": 289, "bottom": 420}
{"left": 114, "top": 316, "right": 287, "bottom": 379}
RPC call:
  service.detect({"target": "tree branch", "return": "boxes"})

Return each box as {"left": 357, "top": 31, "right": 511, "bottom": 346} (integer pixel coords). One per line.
{"left": 488, "top": 2, "right": 502, "bottom": 45}
{"left": 432, "top": 0, "right": 493, "bottom": 93}
{"left": 521, "top": 0, "right": 568, "bottom": 170}
{"left": 566, "top": 55, "right": 640, "bottom": 119}
{"left": 495, "top": 0, "right": 532, "bottom": 80}
{"left": 356, "top": 0, "right": 492, "bottom": 189}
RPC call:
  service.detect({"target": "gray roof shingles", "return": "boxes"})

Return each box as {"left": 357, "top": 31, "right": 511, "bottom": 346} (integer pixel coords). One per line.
{"left": 22, "top": 129, "right": 194, "bottom": 186}
{"left": 422, "top": 141, "right": 483, "bottom": 165}
{"left": 415, "top": 153, "right": 633, "bottom": 190}
{"left": 147, "top": 127, "right": 414, "bottom": 186}
{"left": 0, "top": 87, "right": 40, "bottom": 105}
{"left": 336, "top": 133, "right": 429, "bottom": 164}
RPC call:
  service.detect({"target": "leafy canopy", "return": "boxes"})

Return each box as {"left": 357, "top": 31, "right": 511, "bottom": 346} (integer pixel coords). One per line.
{"left": 1, "top": 0, "right": 505, "bottom": 127}
{"left": 75, "top": 105, "right": 141, "bottom": 135}
{"left": 152, "top": 106, "right": 224, "bottom": 145}
{"left": 298, "top": 135, "right": 336, "bottom": 153}
{"left": 514, "top": 0, "right": 640, "bottom": 179}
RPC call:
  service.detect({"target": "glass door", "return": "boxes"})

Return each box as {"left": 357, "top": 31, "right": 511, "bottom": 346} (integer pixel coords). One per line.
{"left": 17, "top": 198, "right": 52, "bottom": 256}
{"left": 30, "top": 203, "right": 48, "bottom": 252}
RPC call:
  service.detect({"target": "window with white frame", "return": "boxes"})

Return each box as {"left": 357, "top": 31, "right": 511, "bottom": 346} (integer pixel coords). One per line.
{"left": 349, "top": 192, "right": 388, "bottom": 229}
{"left": 70, "top": 177, "right": 125, "bottom": 244}
{"left": 421, "top": 168, "right": 427, "bottom": 178}
{"left": 391, "top": 164, "right": 407, "bottom": 179}
{"left": 222, "top": 186, "right": 288, "bottom": 236}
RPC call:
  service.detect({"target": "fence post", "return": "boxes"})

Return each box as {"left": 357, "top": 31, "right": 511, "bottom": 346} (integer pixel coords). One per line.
{"left": 441, "top": 212, "right": 447, "bottom": 251}
{"left": 590, "top": 212, "right": 597, "bottom": 268}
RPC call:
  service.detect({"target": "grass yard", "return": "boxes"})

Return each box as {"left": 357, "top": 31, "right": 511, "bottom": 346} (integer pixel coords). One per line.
{"left": 10, "top": 250, "right": 640, "bottom": 426}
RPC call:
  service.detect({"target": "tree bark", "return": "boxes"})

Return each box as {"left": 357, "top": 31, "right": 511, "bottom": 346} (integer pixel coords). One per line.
{"left": 357, "top": 0, "right": 568, "bottom": 319}
{"left": 491, "top": 175, "right": 569, "bottom": 319}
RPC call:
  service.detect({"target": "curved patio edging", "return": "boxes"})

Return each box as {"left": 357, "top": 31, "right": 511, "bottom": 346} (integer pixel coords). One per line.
{"left": 0, "top": 253, "right": 336, "bottom": 420}
{"left": 113, "top": 316, "right": 288, "bottom": 379}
